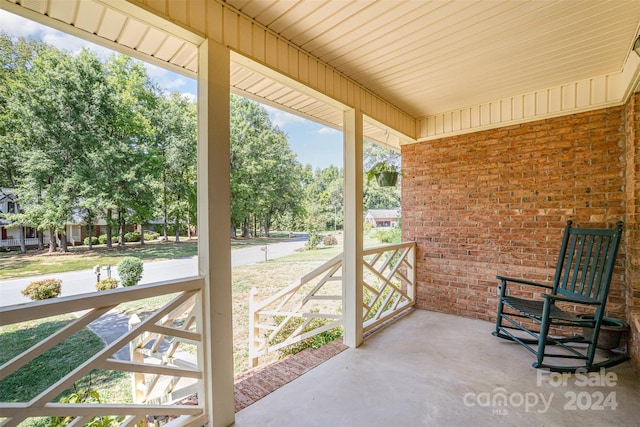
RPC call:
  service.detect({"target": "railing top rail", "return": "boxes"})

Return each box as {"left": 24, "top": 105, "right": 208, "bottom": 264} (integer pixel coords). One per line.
{"left": 0, "top": 276, "right": 205, "bottom": 326}
{"left": 363, "top": 241, "right": 415, "bottom": 255}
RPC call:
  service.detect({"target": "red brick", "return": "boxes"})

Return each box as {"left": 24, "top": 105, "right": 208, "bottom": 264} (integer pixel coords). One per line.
{"left": 402, "top": 105, "right": 634, "bottom": 325}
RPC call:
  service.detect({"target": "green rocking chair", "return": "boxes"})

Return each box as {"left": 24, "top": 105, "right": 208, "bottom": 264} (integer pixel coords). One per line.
{"left": 493, "top": 220, "right": 628, "bottom": 372}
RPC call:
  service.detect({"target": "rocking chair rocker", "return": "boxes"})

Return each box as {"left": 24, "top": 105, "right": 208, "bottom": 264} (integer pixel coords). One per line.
{"left": 493, "top": 220, "right": 628, "bottom": 372}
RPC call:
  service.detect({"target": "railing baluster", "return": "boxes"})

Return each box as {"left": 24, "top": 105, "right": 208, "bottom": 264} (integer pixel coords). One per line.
{"left": 249, "top": 241, "right": 417, "bottom": 365}
{"left": 0, "top": 277, "right": 206, "bottom": 425}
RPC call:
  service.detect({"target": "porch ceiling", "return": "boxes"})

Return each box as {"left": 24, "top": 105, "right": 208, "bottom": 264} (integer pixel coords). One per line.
{"left": 228, "top": 0, "right": 640, "bottom": 118}
{"left": 4, "top": 0, "right": 640, "bottom": 148}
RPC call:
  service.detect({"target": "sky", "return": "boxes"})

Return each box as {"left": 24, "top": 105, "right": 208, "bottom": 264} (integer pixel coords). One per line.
{"left": 0, "top": 10, "right": 344, "bottom": 170}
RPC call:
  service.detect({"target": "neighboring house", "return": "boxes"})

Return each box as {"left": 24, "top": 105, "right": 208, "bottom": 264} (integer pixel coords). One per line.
{"left": 365, "top": 208, "right": 400, "bottom": 228}
{"left": 0, "top": 187, "right": 36, "bottom": 248}
{"left": 0, "top": 187, "right": 106, "bottom": 248}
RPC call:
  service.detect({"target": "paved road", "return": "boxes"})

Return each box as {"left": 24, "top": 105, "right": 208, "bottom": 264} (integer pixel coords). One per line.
{"left": 0, "top": 234, "right": 308, "bottom": 307}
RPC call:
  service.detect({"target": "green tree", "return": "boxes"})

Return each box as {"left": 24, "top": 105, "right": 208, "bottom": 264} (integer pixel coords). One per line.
{"left": 4, "top": 36, "right": 110, "bottom": 252}
{"left": 229, "top": 95, "right": 304, "bottom": 237}
{"left": 95, "top": 55, "right": 159, "bottom": 247}
{"left": 151, "top": 92, "right": 197, "bottom": 242}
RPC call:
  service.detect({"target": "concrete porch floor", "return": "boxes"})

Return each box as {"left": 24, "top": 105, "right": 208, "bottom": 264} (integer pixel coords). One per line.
{"left": 234, "top": 309, "right": 639, "bottom": 426}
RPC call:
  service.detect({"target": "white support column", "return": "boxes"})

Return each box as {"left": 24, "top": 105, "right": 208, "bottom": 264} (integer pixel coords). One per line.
{"left": 342, "top": 108, "right": 364, "bottom": 348}
{"left": 197, "top": 39, "right": 235, "bottom": 427}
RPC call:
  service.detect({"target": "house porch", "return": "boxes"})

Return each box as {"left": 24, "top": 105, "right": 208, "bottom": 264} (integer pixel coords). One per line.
{"left": 235, "top": 309, "right": 640, "bottom": 426}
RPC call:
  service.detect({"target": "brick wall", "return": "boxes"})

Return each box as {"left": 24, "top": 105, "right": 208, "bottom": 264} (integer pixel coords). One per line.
{"left": 401, "top": 107, "right": 628, "bottom": 324}
{"left": 625, "top": 92, "right": 640, "bottom": 370}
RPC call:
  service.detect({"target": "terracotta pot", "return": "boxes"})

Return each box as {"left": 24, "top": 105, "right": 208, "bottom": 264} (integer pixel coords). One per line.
{"left": 580, "top": 315, "right": 629, "bottom": 350}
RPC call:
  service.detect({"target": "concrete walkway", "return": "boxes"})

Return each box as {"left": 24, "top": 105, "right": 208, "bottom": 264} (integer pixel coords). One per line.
{"left": 0, "top": 234, "right": 308, "bottom": 307}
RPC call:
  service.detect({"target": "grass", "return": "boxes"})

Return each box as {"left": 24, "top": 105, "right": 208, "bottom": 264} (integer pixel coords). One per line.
{"left": 0, "top": 234, "right": 301, "bottom": 280}
{"left": 0, "top": 314, "right": 131, "bottom": 426}
{"left": 0, "top": 240, "right": 197, "bottom": 280}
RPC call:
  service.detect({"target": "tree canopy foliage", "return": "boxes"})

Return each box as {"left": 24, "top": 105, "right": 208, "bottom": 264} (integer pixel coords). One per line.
{"left": 0, "top": 33, "right": 401, "bottom": 253}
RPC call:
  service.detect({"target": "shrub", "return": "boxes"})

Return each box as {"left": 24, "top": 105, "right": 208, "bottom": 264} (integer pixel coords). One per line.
{"left": 96, "top": 277, "right": 119, "bottom": 291}
{"left": 84, "top": 236, "right": 99, "bottom": 246}
{"left": 144, "top": 232, "right": 160, "bottom": 241}
{"left": 22, "top": 278, "right": 62, "bottom": 300}
{"left": 49, "top": 382, "right": 123, "bottom": 427}
{"left": 322, "top": 235, "right": 338, "bottom": 246}
{"left": 117, "top": 257, "right": 143, "bottom": 287}
{"left": 306, "top": 231, "right": 322, "bottom": 250}
{"left": 98, "top": 234, "right": 120, "bottom": 244}
{"left": 374, "top": 228, "right": 401, "bottom": 244}
{"left": 124, "top": 231, "right": 140, "bottom": 242}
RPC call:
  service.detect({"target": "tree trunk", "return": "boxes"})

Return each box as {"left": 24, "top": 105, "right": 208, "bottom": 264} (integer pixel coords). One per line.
{"left": 106, "top": 208, "right": 113, "bottom": 249}
{"left": 186, "top": 211, "right": 192, "bottom": 239}
{"left": 118, "top": 210, "right": 125, "bottom": 247}
{"left": 88, "top": 223, "right": 93, "bottom": 249}
{"left": 163, "top": 170, "right": 169, "bottom": 241}
{"left": 37, "top": 231, "right": 44, "bottom": 250}
{"left": 59, "top": 231, "right": 68, "bottom": 252}
{"left": 264, "top": 218, "right": 271, "bottom": 238}
{"left": 230, "top": 224, "right": 237, "bottom": 239}
{"left": 49, "top": 227, "right": 57, "bottom": 253}
{"left": 140, "top": 224, "right": 145, "bottom": 246}
{"left": 254, "top": 215, "right": 258, "bottom": 237}
{"left": 242, "top": 218, "right": 250, "bottom": 238}
{"left": 19, "top": 226, "right": 26, "bottom": 254}
{"left": 175, "top": 217, "right": 180, "bottom": 243}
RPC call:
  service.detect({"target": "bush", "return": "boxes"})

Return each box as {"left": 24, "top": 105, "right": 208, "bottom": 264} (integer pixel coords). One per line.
{"left": 144, "top": 232, "right": 160, "bottom": 241}
{"left": 322, "top": 235, "right": 338, "bottom": 246}
{"left": 96, "top": 277, "right": 119, "bottom": 291}
{"left": 22, "top": 278, "right": 62, "bottom": 300}
{"left": 84, "top": 236, "right": 99, "bottom": 246}
{"left": 306, "top": 231, "right": 322, "bottom": 250}
{"left": 117, "top": 257, "right": 143, "bottom": 287}
{"left": 124, "top": 231, "right": 140, "bottom": 242}
{"left": 374, "top": 228, "right": 402, "bottom": 244}
{"left": 49, "top": 383, "right": 123, "bottom": 426}
{"left": 98, "top": 234, "right": 118, "bottom": 245}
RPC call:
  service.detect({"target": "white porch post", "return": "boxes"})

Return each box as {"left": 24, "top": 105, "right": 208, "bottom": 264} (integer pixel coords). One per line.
{"left": 197, "top": 39, "right": 235, "bottom": 427}
{"left": 342, "top": 108, "right": 364, "bottom": 348}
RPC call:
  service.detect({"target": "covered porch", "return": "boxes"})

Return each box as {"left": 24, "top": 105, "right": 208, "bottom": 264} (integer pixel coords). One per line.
{"left": 236, "top": 309, "right": 640, "bottom": 426}
{"left": 1, "top": 0, "right": 639, "bottom": 426}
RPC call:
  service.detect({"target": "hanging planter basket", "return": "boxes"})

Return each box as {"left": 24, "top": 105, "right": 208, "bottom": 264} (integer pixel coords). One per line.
{"left": 376, "top": 171, "right": 398, "bottom": 187}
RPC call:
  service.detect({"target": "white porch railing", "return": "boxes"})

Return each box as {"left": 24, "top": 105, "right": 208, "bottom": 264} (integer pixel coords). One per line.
{"left": 362, "top": 242, "right": 416, "bottom": 333}
{"left": 0, "top": 278, "right": 207, "bottom": 427}
{"left": 0, "top": 238, "right": 40, "bottom": 247}
{"left": 249, "top": 241, "right": 416, "bottom": 367}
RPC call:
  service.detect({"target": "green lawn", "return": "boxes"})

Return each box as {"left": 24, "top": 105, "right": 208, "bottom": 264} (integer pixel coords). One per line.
{"left": 0, "top": 314, "right": 131, "bottom": 427}
{"left": 0, "top": 234, "right": 301, "bottom": 280}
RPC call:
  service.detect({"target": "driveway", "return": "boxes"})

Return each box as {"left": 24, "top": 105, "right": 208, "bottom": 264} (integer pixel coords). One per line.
{"left": 0, "top": 234, "right": 308, "bottom": 307}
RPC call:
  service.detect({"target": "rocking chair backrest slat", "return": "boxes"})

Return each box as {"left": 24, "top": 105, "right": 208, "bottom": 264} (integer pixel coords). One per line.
{"left": 553, "top": 221, "right": 623, "bottom": 303}
{"left": 583, "top": 234, "right": 603, "bottom": 297}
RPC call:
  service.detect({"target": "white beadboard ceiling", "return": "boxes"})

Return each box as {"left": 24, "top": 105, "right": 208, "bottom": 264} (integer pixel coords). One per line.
{"left": 227, "top": 0, "right": 640, "bottom": 118}
{"left": 3, "top": 0, "right": 202, "bottom": 75}
{"left": 3, "top": 0, "right": 640, "bottom": 147}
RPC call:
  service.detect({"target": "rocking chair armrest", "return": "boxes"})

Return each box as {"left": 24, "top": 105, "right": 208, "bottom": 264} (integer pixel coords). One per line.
{"left": 541, "top": 293, "right": 602, "bottom": 306}
{"left": 496, "top": 276, "right": 553, "bottom": 290}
